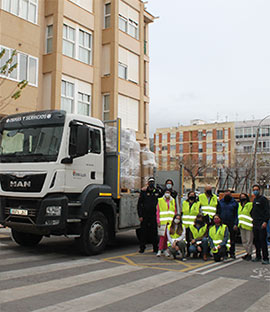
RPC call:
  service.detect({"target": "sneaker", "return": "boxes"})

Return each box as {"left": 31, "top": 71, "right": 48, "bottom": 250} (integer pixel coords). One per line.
{"left": 245, "top": 254, "right": 252, "bottom": 261}
{"left": 262, "top": 259, "right": 269, "bottom": 265}
{"left": 164, "top": 250, "right": 170, "bottom": 257}
{"left": 230, "top": 254, "right": 236, "bottom": 260}
{"left": 181, "top": 257, "right": 187, "bottom": 261}
{"left": 252, "top": 257, "right": 262, "bottom": 262}
{"left": 203, "top": 254, "right": 207, "bottom": 261}
{"left": 156, "top": 250, "right": 162, "bottom": 257}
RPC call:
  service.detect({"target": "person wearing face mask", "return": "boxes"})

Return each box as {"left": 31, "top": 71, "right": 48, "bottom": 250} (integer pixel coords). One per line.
{"left": 189, "top": 214, "right": 208, "bottom": 261}
{"left": 156, "top": 190, "right": 176, "bottom": 257}
{"left": 167, "top": 214, "right": 186, "bottom": 260}
{"left": 251, "top": 184, "right": 270, "bottom": 264}
{"left": 238, "top": 193, "right": 253, "bottom": 261}
{"left": 137, "top": 177, "right": 163, "bottom": 254}
{"left": 209, "top": 214, "right": 230, "bottom": 262}
{"left": 199, "top": 185, "right": 218, "bottom": 225}
{"left": 163, "top": 179, "right": 180, "bottom": 214}
{"left": 182, "top": 191, "right": 201, "bottom": 256}
{"left": 217, "top": 189, "right": 238, "bottom": 259}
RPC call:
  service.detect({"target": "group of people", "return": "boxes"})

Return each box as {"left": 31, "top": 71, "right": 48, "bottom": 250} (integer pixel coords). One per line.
{"left": 137, "top": 177, "right": 270, "bottom": 264}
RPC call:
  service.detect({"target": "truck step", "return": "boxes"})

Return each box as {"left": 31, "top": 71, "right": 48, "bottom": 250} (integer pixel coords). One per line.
{"left": 68, "top": 202, "right": 81, "bottom": 207}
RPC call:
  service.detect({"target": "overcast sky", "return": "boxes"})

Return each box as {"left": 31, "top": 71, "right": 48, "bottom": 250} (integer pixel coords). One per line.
{"left": 146, "top": 0, "right": 270, "bottom": 136}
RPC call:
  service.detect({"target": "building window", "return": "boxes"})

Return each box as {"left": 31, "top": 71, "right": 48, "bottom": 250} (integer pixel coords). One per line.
{"left": 61, "top": 80, "right": 74, "bottom": 113}
{"left": 78, "top": 92, "right": 91, "bottom": 116}
{"left": 216, "top": 130, "right": 223, "bottom": 140}
{"left": 179, "top": 133, "right": 183, "bottom": 142}
{"left": 79, "top": 30, "right": 91, "bottom": 64}
{"left": 63, "top": 24, "right": 75, "bottom": 58}
{"left": 179, "top": 144, "right": 183, "bottom": 153}
{"left": 162, "top": 146, "right": 167, "bottom": 151}
{"left": 171, "top": 133, "right": 176, "bottom": 140}
{"left": 162, "top": 156, "right": 167, "bottom": 163}
{"left": 216, "top": 142, "right": 223, "bottom": 152}
{"left": 119, "top": 15, "right": 128, "bottom": 32}
{"left": 206, "top": 131, "right": 212, "bottom": 140}
{"left": 170, "top": 145, "right": 176, "bottom": 150}
{"left": 0, "top": 46, "right": 38, "bottom": 86}
{"left": 236, "top": 128, "right": 243, "bottom": 138}
{"left": 243, "top": 145, "right": 252, "bottom": 153}
{"left": 244, "top": 127, "right": 252, "bottom": 138}
{"left": 207, "top": 154, "right": 212, "bottom": 162}
{"left": 198, "top": 143, "right": 203, "bottom": 153}
{"left": 198, "top": 131, "right": 203, "bottom": 141}
{"left": 118, "top": 62, "right": 127, "bottom": 79}
{"left": 103, "top": 94, "right": 110, "bottom": 121}
{"left": 128, "top": 19, "right": 138, "bottom": 39}
{"left": 46, "top": 25, "right": 53, "bottom": 54}
{"left": 217, "top": 154, "right": 224, "bottom": 164}
{"left": 162, "top": 134, "right": 167, "bottom": 141}
{"left": 2, "top": 0, "right": 38, "bottom": 24}
{"left": 104, "top": 3, "right": 111, "bottom": 28}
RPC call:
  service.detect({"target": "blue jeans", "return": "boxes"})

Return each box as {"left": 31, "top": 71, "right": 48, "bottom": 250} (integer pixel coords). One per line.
{"left": 189, "top": 237, "right": 208, "bottom": 255}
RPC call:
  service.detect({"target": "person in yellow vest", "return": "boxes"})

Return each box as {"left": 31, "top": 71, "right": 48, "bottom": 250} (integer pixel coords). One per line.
{"left": 156, "top": 190, "right": 176, "bottom": 257}
{"left": 238, "top": 193, "right": 253, "bottom": 261}
{"left": 189, "top": 214, "right": 208, "bottom": 261}
{"left": 182, "top": 191, "right": 201, "bottom": 256}
{"left": 198, "top": 185, "right": 218, "bottom": 225}
{"left": 167, "top": 214, "right": 186, "bottom": 260}
{"left": 208, "top": 214, "right": 230, "bottom": 262}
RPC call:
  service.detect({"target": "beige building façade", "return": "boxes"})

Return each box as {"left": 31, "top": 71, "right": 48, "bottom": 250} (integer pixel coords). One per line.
{"left": 0, "top": 0, "right": 154, "bottom": 145}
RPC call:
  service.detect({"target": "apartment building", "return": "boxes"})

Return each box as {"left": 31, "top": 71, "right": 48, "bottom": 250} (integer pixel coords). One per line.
{"left": 0, "top": 0, "right": 154, "bottom": 145}
{"left": 154, "top": 120, "right": 235, "bottom": 190}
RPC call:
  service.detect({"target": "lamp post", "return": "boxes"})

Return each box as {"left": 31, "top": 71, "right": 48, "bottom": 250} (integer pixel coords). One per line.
{"left": 251, "top": 114, "right": 270, "bottom": 185}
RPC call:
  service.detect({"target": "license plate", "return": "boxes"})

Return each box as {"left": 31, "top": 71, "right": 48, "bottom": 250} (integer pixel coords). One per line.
{"left": 10, "top": 208, "right": 28, "bottom": 216}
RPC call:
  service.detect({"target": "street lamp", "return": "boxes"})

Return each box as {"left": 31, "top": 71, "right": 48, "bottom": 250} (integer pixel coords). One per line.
{"left": 251, "top": 114, "right": 270, "bottom": 185}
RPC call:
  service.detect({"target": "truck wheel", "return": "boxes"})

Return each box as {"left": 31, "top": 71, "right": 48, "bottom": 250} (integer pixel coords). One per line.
{"left": 79, "top": 211, "right": 108, "bottom": 255}
{"left": 11, "top": 229, "right": 43, "bottom": 247}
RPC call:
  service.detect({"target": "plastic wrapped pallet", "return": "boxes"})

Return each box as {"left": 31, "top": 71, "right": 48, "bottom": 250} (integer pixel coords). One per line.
{"left": 120, "top": 128, "right": 141, "bottom": 191}
{"left": 141, "top": 149, "right": 156, "bottom": 188}
{"left": 105, "top": 125, "right": 117, "bottom": 153}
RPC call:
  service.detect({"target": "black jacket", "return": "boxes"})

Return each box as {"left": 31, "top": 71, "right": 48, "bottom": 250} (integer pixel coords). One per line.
{"left": 137, "top": 187, "right": 162, "bottom": 218}
{"left": 251, "top": 195, "right": 270, "bottom": 227}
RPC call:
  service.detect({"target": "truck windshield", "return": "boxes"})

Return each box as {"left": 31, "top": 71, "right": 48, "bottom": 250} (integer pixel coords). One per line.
{"left": 0, "top": 126, "right": 64, "bottom": 163}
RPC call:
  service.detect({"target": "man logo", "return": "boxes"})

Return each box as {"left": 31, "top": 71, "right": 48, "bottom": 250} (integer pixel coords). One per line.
{"left": 10, "top": 181, "right": 31, "bottom": 188}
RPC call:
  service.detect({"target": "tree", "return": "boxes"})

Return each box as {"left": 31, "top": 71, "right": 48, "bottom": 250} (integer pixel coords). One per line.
{"left": 180, "top": 155, "right": 211, "bottom": 191}
{"left": 0, "top": 48, "right": 28, "bottom": 111}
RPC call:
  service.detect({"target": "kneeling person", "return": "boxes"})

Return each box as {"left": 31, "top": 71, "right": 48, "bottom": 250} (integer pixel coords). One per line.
{"left": 189, "top": 214, "right": 208, "bottom": 261}
{"left": 167, "top": 214, "right": 186, "bottom": 260}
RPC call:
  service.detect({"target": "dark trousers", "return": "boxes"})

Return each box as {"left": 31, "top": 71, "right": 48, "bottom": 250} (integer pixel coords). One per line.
{"left": 185, "top": 227, "right": 191, "bottom": 255}
{"left": 253, "top": 226, "right": 269, "bottom": 261}
{"left": 213, "top": 245, "right": 227, "bottom": 262}
{"left": 224, "top": 223, "right": 236, "bottom": 256}
{"left": 139, "top": 217, "right": 158, "bottom": 252}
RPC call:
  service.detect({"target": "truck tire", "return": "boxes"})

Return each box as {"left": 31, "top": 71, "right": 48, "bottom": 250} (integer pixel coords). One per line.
{"left": 11, "top": 229, "right": 43, "bottom": 247}
{"left": 79, "top": 211, "right": 108, "bottom": 255}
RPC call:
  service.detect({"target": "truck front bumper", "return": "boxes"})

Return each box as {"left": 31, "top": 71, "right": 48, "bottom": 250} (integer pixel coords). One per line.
{"left": 0, "top": 194, "right": 68, "bottom": 235}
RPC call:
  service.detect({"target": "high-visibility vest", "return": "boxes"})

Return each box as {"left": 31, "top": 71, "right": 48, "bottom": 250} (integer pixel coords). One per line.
{"left": 199, "top": 193, "right": 218, "bottom": 217}
{"left": 158, "top": 197, "right": 175, "bottom": 226}
{"left": 190, "top": 224, "right": 207, "bottom": 240}
{"left": 209, "top": 224, "right": 230, "bottom": 253}
{"left": 167, "top": 224, "right": 185, "bottom": 247}
{"left": 238, "top": 202, "right": 253, "bottom": 231}
{"left": 182, "top": 200, "right": 200, "bottom": 228}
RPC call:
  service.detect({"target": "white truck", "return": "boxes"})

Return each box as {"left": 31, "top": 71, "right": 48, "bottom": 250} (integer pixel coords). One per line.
{"left": 0, "top": 110, "right": 141, "bottom": 255}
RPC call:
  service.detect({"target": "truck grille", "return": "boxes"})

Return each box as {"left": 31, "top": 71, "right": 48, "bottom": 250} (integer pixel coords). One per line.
{"left": 0, "top": 174, "right": 46, "bottom": 193}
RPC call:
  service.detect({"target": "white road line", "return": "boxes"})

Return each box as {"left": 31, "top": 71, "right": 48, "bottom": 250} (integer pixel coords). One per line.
{"left": 0, "top": 264, "right": 143, "bottom": 304}
{"left": 32, "top": 271, "right": 188, "bottom": 312}
{"left": 244, "top": 293, "right": 270, "bottom": 311}
{"left": 0, "top": 258, "right": 101, "bottom": 281}
{"left": 200, "top": 258, "right": 243, "bottom": 275}
{"left": 0, "top": 254, "right": 63, "bottom": 266}
{"left": 143, "top": 277, "right": 246, "bottom": 312}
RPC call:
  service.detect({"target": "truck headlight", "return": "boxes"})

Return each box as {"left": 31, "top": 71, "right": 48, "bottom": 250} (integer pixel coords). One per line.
{"left": 46, "top": 206, "right": 62, "bottom": 216}
{"left": 45, "top": 220, "right": 60, "bottom": 225}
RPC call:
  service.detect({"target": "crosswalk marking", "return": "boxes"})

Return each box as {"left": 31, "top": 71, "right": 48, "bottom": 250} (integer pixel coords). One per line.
{"left": 0, "top": 264, "right": 143, "bottom": 304}
{"left": 0, "top": 258, "right": 101, "bottom": 282}
{"left": 32, "top": 271, "right": 188, "bottom": 312}
{"left": 244, "top": 293, "right": 270, "bottom": 312}
{"left": 0, "top": 254, "right": 63, "bottom": 266}
{"left": 142, "top": 277, "right": 246, "bottom": 312}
